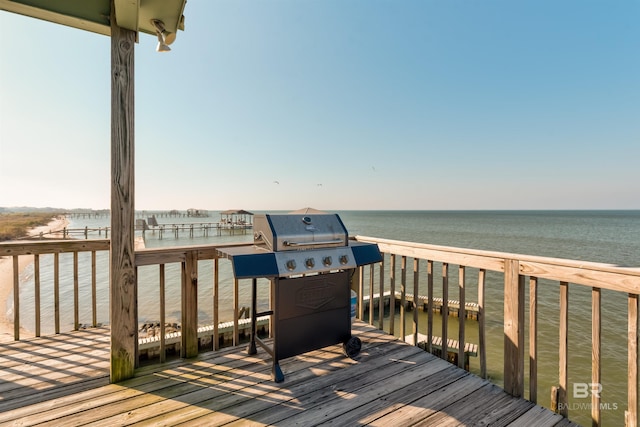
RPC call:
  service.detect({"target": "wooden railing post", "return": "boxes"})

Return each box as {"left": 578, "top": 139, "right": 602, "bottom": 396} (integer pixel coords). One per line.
{"left": 504, "top": 258, "right": 524, "bottom": 397}
{"left": 182, "top": 251, "right": 198, "bottom": 358}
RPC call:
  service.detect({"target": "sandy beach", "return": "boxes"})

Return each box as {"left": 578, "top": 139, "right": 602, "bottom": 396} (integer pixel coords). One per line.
{"left": 0, "top": 216, "right": 69, "bottom": 342}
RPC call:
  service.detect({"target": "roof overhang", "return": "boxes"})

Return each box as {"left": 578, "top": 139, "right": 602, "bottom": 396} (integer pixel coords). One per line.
{"left": 0, "top": 0, "right": 186, "bottom": 39}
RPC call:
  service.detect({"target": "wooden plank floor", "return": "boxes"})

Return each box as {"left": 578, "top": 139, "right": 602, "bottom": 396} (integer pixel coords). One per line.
{"left": 0, "top": 322, "right": 579, "bottom": 426}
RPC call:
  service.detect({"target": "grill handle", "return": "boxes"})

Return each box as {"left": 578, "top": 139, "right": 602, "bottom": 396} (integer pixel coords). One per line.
{"left": 283, "top": 239, "right": 344, "bottom": 247}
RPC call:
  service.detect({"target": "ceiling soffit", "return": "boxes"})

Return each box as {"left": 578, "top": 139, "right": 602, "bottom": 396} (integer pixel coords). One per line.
{"left": 0, "top": 0, "right": 186, "bottom": 39}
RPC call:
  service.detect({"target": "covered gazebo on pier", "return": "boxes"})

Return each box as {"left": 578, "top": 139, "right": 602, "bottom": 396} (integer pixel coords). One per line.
{"left": 220, "top": 209, "right": 253, "bottom": 226}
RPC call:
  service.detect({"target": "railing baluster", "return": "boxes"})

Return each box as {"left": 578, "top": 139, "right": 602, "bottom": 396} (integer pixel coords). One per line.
{"left": 54, "top": 252, "right": 60, "bottom": 334}
{"left": 427, "top": 260, "right": 434, "bottom": 353}
{"left": 357, "top": 266, "right": 364, "bottom": 320}
{"left": 628, "top": 293, "right": 639, "bottom": 427}
{"left": 34, "top": 254, "right": 41, "bottom": 337}
{"left": 591, "top": 286, "right": 601, "bottom": 425}
{"left": 269, "top": 278, "right": 275, "bottom": 338}
{"left": 369, "top": 264, "right": 374, "bottom": 325}
{"left": 529, "top": 276, "right": 538, "bottom": 403}
{"left": 233, "top": 278, "right": 239, "bottom": 346}
{"left": 213, "top": 258, "right": 219, "bottom": 350}
{"left": 559, "top": 281, "right": 569, "bottom": 417}
{"left": 92, "top": 251, "right": 97, "bottom": 327}
{"left": 442, "top": 262, "right": 449, "bottom": 359}
{"left": 458, "top": 265, "right": 465, "bottom": 369}
{"left": 159, "top": 264, "right": 166, "bottom": 363}
{"left": 12, "top": 255, "right": 19, "bottom": 340}
{"left": 378, "top": 258, "right": 385, "bottom": 331}
{"left": 389, "top": 255, "right": 396, "bottom": 335}
{"left": 74, "top": 251, "right": 79, "bottom": 330}
{"left": 134, "top": 266, "right": 139, "bottom": 368}
{"left": 400, "top": 256, "right": 407, "bottom": 340}
{"left": 412, "top": 258, "right": 419, "bottom": 347}
{"left": 478, "top": 268, "right": 486, "bottom": 379}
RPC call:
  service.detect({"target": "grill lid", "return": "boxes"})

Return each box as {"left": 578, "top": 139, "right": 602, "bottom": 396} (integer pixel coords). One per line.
{"left": 253, "top": 214, "right": 348, "bottom": 252}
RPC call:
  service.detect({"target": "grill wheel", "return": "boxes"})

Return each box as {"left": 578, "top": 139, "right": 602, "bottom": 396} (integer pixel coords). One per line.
{"left": 343, "top": 336, "right": 362, "bottom": 359}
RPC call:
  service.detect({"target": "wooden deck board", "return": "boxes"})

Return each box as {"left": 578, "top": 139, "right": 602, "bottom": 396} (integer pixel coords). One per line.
{"left": 0, "top": 321, "right": 579, "bottom": 426}
{"left": 507, "top": 405, "right": 567, "bottom": 426}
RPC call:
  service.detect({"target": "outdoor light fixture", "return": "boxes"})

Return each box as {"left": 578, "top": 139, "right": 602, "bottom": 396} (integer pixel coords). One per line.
{"left": 150, "top": 19, "right": 176, "bottom": 52}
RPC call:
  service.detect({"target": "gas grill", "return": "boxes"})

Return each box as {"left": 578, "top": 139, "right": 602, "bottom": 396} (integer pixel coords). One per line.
{"left": 217, "top": 212, "right": 382, "bottom": 382}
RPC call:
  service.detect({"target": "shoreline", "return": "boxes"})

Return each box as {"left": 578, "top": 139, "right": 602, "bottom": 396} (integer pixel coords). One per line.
{"left": 0, "top": 216, "right": 69, "bottom": 342}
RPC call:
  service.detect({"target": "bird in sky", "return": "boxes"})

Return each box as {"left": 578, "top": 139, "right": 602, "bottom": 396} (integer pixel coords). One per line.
{"left": 273, "top": 180, "right": 280, "bottom": 185}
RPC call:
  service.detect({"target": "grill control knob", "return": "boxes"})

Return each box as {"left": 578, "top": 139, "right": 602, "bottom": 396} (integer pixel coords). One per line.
{"left": 286, "top": 260, "right": 296, "bottom": 271}
{"left": 305, "top": 258, "right": 315, "bottom": 269}
{"left": 322, "top": 256, "right": 332, "bottom": 267}
{"left": 339, "top": 255, "right": 349, "bottom": 265}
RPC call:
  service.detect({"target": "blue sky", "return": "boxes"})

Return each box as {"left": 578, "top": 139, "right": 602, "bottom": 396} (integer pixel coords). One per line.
{"left": 1, "top": 0, "right": 638, "bottom": 211}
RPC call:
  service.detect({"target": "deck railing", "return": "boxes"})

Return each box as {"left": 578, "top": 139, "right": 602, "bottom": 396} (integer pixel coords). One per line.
{"left": 2, "top": 237, "right": 639, "bottom": 425}
{"left": 352, "top": 235, "right": 640, "bottom": 427}
{"left": 1, "top": 240, "right": 110, "bottom": 339}
{"left": 133, "top": 242, "right": 258, "bottom": 363}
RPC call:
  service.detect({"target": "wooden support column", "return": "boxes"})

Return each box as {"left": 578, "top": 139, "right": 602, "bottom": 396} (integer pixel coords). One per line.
{"left": 504, "top": 258, "right": 525, "bottom": 397}
{"left": 109, "top": 6, "right": 137, "bottom": 383}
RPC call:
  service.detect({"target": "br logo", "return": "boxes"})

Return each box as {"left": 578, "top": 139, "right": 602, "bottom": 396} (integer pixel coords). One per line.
{"left": 573, "top": 383, "right": 602, "bottom": 398}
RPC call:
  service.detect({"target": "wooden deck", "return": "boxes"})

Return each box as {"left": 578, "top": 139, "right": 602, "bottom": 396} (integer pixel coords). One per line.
{"left": 0, "top": 322, "right": 579, "bottom": 426}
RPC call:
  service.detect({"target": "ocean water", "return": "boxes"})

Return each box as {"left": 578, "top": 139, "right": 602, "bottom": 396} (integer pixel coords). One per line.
{"left": 13, "top": 210, "right": 640, "bottom": 426}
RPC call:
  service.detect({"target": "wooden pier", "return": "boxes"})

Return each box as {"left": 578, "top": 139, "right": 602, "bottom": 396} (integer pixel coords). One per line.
{"left": 148, "top": 222, "right": 251, "bottom": 239}
{"left": 26, "top": 222, "right": 252, "bottom": 240}
{"left": 0, "top": 321, "right": 576, "bottom": 426}
{"left": 363, "top": 291, "right": 480, "bottom": 319}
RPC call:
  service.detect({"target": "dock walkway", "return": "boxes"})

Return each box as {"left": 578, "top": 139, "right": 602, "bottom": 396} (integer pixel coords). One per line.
{"left": 363, "top": 291, "right": 480, "bottom": 319}
{"left": 0, "top": 322, "right": 578, "bottom": 426}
